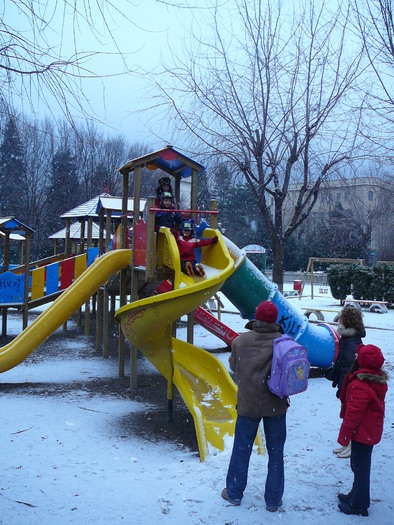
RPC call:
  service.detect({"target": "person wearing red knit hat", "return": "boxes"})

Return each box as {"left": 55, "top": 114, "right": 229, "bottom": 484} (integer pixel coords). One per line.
{"left": 221, "top": 300, "right": 289, "bottom": 512}
{"left": 336, "top": 344, "right": 388, "bottom": 517}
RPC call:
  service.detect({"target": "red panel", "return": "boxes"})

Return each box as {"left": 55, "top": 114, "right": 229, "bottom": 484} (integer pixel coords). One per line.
{"left": 133, "top": 220, "right": 147, "bottom": 266}
{"left": 60, "top": 257, "right": 75, "bottom": 290}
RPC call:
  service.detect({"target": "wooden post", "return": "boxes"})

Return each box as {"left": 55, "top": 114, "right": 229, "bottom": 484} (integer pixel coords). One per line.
{"left": 300, "top": 258, "right": 312, "bottom": 299}
{"left": 110, "top": 294, "right": 116, "bottom": 327}
{"left": 105, "top": 210, "right": 112, "bottom": 252}
{"left": 119, "top": 168, "right": 130, "bottom": 378}
{"left": 209, "top": 199, "right": 218, "bottom": 229}
{"left": 84, "top": 217, "right": 93, "bottom": 335}
{"left": 87, "top": 218, "right": 93, "bottom": 248}
{"left": 79, "top": 218, "right": 85, "bottom": 254}
{"left": 191, "top": 168, "right": 198, "bottom": 223}
{"left": 103, "top": 287, "right": 109, "bottom": 357}
{"left": 174, "top": 174, "right": 181, "bottom": 208}
{"left": 65, "top": 218, "right": 71, "bottom": 257}
{"left": 99, "top": 209, "right": 105, "bottom": 255}
{"left": 3, "top": 231, "right": 10, "bottom": 273}
{"left": 187, "top": 311, "right": 194, "bottom": 345}
{"left": 2, "top": 307, "right": 7, "bottom": 337}
{"left": 22, "top": 232, "right": 31, "bottom": 330}
{"left": 95, "top": 288, "right": 103, "bottom": 351}
{"left": 84, "top": 300, "right": 90, "bottom": 336}
{"left": 1, "top": 232, "right": 10, "bottom": 335}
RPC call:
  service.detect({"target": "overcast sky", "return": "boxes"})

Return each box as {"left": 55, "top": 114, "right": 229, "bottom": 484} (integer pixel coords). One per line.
{"left": 8, "top": 0, "right": 205, "bottom": 148}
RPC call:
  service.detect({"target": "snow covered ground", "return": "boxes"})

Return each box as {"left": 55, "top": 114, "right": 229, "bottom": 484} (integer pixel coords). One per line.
{"left": 1, "top": 285, "right": 393, "bottom": 524}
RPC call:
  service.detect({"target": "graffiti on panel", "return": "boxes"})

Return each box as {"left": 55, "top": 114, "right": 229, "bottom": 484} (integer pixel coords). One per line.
{"left": 0, "top": 272, "right": 25, "bottom": 304}
{"left": 121, "top": 308, "right": 145, "bottom": 339}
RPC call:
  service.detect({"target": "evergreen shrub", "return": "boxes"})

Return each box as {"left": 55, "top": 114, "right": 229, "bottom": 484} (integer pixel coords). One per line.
{"left": 326, "top": 265, "right": 352, "bottom": 301}
{"left": 327, "top": 263, "right": 394, "bottom": 304}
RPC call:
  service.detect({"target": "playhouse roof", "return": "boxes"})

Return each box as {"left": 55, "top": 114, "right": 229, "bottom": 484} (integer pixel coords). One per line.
{"left": 0, "top": 217, "right": 35, "bottom": 239}
{"left": 95, "top": 196, "right": 146, "bottom": 217}
{"left": 60, "top": 195, "right": 145, "bottom": 219}
{"left": 118, "top": 145, "right": 205, "bottom": 179}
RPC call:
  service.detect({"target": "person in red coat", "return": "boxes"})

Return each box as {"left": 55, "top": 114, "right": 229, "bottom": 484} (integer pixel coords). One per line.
{"left": 336, "top": 344, "right": 388, "bottom": 517}
{"left": 173, "top": 220, "right": 217, "bottom": 277}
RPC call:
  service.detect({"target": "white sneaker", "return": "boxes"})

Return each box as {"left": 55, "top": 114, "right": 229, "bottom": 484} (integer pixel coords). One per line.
{"left": 336, "top": 443, "right": 351, "bottom": 458}
{"left": 333, "top": 445, "right": 346, "bottom": 454}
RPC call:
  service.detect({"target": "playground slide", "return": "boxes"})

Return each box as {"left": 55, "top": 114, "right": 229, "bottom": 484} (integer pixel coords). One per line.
{"left": 115, "top": 228, "right": 264, "bottom": 461}
{"left": 0, "top": 250, "right": 132, "bottom": 373}
{"left": 221, "top": 238, "right": 339, "bottom": 368}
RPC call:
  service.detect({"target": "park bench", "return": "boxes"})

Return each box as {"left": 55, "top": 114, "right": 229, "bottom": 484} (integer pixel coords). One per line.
{"left": 344, "top": 299, "right": 389, "bottom": 314}
{"left": 301, "top": 307, "right": 339, "bottom": 321}
{"left": 284, "top": 290, "right": 300, "bottom": 298}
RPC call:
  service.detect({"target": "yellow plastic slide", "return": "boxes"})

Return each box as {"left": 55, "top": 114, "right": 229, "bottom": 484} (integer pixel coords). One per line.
{"left": 115, "top": 228, "right": 264, "bottom": 461}
{"left": 0, "top": 249, "right": 132, "bottom": 373}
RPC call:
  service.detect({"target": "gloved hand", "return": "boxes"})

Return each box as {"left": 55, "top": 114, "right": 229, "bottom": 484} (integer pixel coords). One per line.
{"left": 212, "top": 235, "right": 218, "bottom": 244}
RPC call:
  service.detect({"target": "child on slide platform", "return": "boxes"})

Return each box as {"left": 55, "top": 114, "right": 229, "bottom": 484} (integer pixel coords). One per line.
{"left": 173, "top": 220, "right": 217, "bottom": 277}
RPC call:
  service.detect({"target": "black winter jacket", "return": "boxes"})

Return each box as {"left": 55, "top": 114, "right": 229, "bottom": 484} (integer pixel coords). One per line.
{"left": 332, "top": 325, "right": 366, "bottom": 397}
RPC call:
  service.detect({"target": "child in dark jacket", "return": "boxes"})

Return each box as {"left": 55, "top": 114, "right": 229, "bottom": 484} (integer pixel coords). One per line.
{"left": 333, "top": 306, "right": 366, "bottom": 396}
{"left": 155, "top": 192, "right": 183, "bottom": 232}
{"left": 336, "top": 344, "right": 388, "bottom": 517}
{"left": 331, "top": 306, "right": 366, "bottom": 458}
{"left": 174, "top": 220, "right": 217, "bottom": 277}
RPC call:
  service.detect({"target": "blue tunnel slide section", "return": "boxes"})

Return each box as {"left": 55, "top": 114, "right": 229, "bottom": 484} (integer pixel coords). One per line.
{"left": 221, "top": 240, "right": 337, "bottom": 368}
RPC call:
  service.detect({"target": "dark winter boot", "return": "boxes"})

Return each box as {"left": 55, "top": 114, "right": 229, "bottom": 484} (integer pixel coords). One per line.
{"left": 338, "top": 502, "right": 368, "bottom": 517}
{"left": 337, "top": 493, "right": 351, "bottom": 504}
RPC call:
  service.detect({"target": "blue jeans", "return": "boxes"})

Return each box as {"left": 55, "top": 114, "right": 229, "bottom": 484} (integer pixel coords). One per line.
{"left": 349, "top": 440, "right": 373, "bottom": 509}
{"left": 226, "top": 413, "right": 286, "bottom": 506}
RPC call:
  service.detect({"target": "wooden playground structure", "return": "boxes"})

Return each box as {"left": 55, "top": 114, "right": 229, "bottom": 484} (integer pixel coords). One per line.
{"left": 0, "top": 146, "right": 218, "bottom": 385}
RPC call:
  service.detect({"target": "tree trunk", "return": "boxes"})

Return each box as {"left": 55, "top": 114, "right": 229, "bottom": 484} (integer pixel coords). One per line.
{"left": 272, "top": 237, "right": 285, "bottom": 292}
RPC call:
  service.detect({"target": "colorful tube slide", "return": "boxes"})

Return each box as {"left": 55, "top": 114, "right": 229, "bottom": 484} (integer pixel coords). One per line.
{"left": 0, "top": 250, "right": 132, "bottom": 373}
{"left": 221, "top": 238, "right": 338, "bottom": 368}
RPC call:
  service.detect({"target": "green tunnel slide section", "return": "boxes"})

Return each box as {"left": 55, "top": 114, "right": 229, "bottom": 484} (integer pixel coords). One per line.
{"left": 221, "top": 252, "right": 337, "bottom": 368}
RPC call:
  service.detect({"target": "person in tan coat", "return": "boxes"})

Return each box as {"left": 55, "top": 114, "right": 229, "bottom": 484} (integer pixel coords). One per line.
{"left": 221, "top": 301, "right": 289, "bottom": 512}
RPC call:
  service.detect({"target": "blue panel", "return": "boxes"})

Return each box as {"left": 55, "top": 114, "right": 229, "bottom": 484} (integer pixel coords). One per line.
{"left": 0, "top": 271, "right": 25, "bottom": 304}
{"left": 46, "top": 263, "right": 59, "bottom": 295}
{"left": 87, "top": 247, "right": 99, "bottom": 266}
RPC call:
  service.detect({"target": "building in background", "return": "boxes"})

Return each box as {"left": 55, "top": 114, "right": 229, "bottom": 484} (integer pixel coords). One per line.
{"left": 283, "top": 176, "right": 393, "bottom": 264}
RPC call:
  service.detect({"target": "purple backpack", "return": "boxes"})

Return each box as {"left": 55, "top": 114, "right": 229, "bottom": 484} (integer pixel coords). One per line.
{"left": 267, "top": 335, "right": 310, "bottom": 399}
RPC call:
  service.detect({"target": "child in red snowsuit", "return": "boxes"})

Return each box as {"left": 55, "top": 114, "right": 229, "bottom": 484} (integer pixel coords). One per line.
{"left": 336, "top": 343, "right": 388, "bottom": 517}
{"left": 174, "top": 220, "right": 218, "bottom": 277}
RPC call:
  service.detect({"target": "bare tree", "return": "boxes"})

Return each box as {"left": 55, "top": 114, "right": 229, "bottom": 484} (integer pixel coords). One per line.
{"left": 354, "top": 0, "right": 394, "bottom": 109}
{"left": 0, "top": 1, "right": 136, "bottom": 127}
{"left": 150, "top": 0, "right": 365, "bottom": 289}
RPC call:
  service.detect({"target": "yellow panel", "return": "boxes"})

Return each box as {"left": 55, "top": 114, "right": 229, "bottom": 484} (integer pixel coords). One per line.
{"left": 31, "top": 267, "right": 45, "bottom": 300}
{"left": 74, "top": 254, "right": 87, "bottom": 279}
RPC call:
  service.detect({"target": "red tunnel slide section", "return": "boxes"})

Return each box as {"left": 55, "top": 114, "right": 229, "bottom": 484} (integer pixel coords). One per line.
{"left": 155, "top": 280, "right": 239, "bottom": 347}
